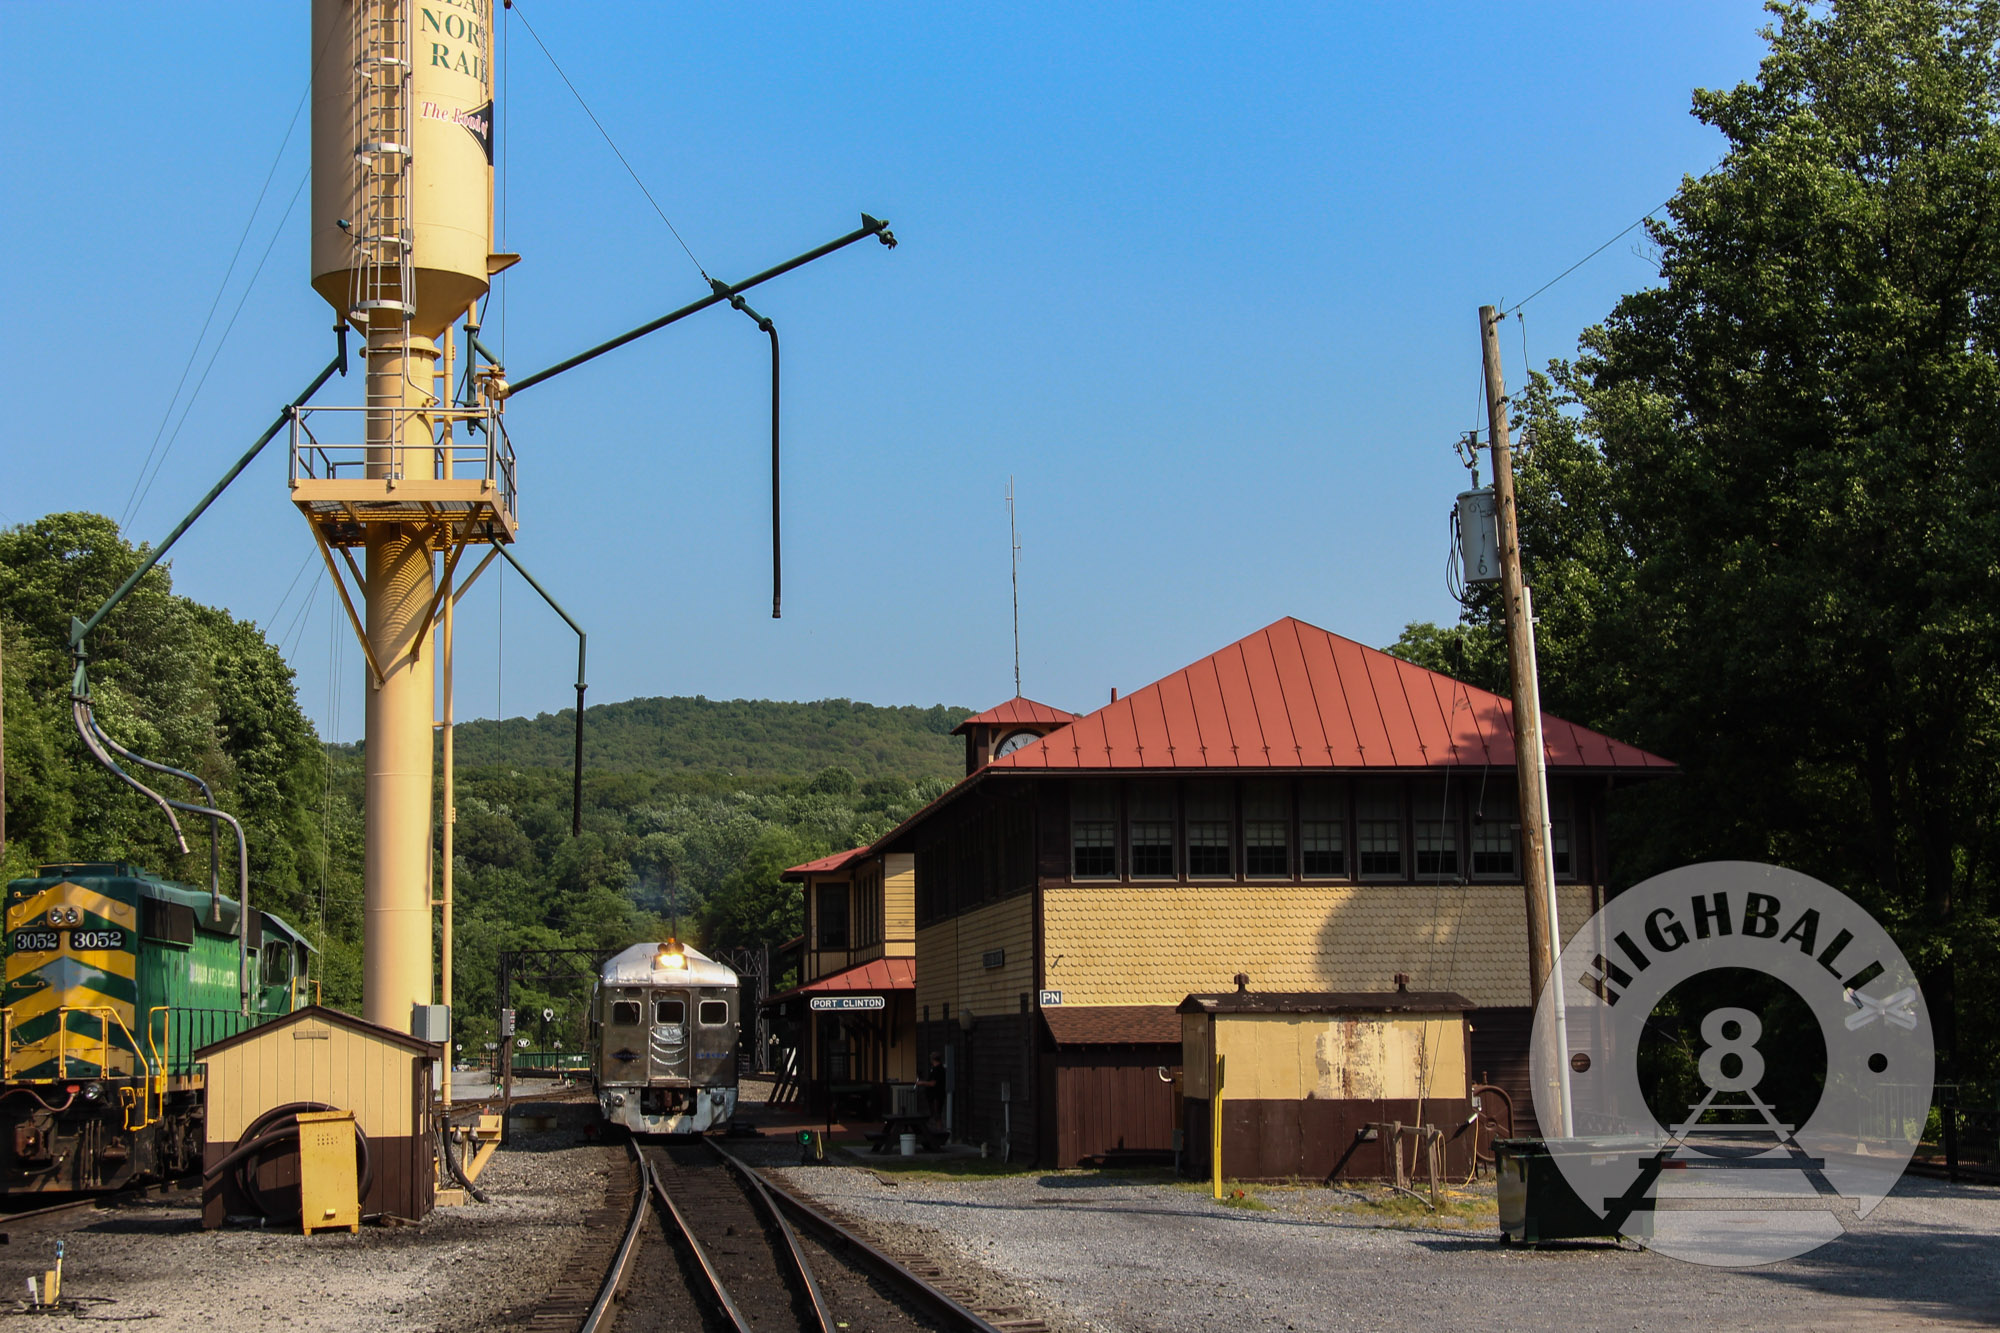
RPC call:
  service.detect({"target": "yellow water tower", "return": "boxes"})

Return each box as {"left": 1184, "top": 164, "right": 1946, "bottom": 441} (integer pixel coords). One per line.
{"left": 296, "top": 0, "right": 515, "bottom": 1031}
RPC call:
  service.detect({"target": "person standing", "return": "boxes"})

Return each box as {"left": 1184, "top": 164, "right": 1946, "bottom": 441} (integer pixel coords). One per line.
{"left": 918, "top": 1051, "right": 949, "bottom": 1134}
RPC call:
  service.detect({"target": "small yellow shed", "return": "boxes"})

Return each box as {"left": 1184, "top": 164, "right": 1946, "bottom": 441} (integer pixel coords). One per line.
{"left": 196, "top": 1006, "right": 440, "bottom": 1227}
{"left": 1180, "top": 988, "right": 1476, "bottom": 1182}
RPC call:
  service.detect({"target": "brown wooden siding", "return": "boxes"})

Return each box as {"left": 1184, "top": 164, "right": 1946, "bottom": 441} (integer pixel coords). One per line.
{"left": 1183, "top": 1095, "right": 1477, "bottom": 1182}
{"left": 1044, "top": 1046, "right": 1182, "bottom": 1166}
{"left": 1467, "top": 1005, "right": 1538, "bottom": 1138}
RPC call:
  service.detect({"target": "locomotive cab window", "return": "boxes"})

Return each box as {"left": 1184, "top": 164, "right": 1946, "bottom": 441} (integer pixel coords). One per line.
{"left": 259, "top": 943, "right": 293, "bottom": 990}
{"left": 611, "top": 1000, "right": 642, "bottom": 1025}
{"left": 698, "top": 1000, "right": 729, "bottom": 1026}
{"left": 655, "top": 998, "right": 685, "bottom": 1025}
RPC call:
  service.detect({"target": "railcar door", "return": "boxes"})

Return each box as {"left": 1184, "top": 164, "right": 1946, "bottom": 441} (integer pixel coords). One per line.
{"left": 648, "top": 990, "right": 691, "bottom": 1084}
{"left": 691, "top": 989, "right": 739, "bottom": 1088}
{"left": 601, "top": 988, "right": 649, "bottom": 1085}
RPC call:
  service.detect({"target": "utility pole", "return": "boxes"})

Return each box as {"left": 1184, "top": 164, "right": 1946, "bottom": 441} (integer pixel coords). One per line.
{"left": 1479, "top": 304, "right": 1572, "bottom": 1137}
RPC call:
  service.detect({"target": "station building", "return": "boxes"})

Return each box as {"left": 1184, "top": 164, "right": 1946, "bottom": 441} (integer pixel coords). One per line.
{"left": 767, "top": 700, "right": 1079, "bottom": 1115}
{"left": 789, "top": 616, "right": 1669, "bottom": 1163}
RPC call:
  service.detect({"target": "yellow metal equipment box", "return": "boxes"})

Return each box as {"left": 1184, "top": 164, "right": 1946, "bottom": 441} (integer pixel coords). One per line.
{"left": 296, "top": 1110, "right": 360, "bottom": 1235}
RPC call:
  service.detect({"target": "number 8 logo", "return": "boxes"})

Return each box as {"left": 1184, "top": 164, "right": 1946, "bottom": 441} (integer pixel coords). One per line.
{"left": 1696, "top": 1006, "right": 1765, "bottom": 1092}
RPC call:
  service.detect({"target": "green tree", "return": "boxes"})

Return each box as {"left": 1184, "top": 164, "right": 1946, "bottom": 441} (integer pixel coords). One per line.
{"left": 1409, "top": 0, "right": 2000, "bottom": 1079}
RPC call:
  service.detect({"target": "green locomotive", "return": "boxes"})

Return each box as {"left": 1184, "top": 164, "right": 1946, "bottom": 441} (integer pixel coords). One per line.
{"left": 0, "top": 862, "right": 314, "bottom": 1193}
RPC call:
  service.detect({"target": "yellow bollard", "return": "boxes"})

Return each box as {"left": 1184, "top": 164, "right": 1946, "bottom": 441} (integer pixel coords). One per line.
{"left": 1211, "top": 1054, "right": 1226, "bottom": 1201}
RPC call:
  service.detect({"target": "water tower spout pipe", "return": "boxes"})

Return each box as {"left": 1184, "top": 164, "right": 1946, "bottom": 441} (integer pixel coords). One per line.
{"left": 493, "top": 547, "right": 587, "bottom": 837}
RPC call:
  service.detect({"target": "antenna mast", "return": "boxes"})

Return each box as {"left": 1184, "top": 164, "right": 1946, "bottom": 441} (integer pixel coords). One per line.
{"left": 1008, "top": 477, "right": 1021, "bottom": 697}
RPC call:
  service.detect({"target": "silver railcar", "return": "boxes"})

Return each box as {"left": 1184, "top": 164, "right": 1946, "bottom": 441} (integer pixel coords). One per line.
{"left": 591, "top": 942, "right": 740, "bottom": 1134}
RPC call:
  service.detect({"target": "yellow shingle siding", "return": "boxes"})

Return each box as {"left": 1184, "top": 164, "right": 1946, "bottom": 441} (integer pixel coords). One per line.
{"left": 1043, "top": 883, "right": 1590, "bottom": 1010}
{"left": 883, "top": 853, "right": 916, "bottom": 958}
{"left": 914, "top": 894, "right": 1034, "bottom": 1019}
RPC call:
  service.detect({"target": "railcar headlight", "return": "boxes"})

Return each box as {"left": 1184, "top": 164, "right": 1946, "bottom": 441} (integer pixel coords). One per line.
{"left": 83, "top": 1082, "right": 102, "bottom": 1101}
{"left": 609, "top": 1093, "right": 626, "bottom": 1107}
{"left": 655, "top": 940, "right": 687, "bottom": 971}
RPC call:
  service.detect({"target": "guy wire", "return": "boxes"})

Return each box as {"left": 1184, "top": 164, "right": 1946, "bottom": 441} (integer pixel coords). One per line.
{"left": 509, "top": 0, "right": 711, "bottom": 284}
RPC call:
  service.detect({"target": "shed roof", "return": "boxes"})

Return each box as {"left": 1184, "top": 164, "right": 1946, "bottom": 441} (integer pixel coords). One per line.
{"left": 1042, "top": 1005, "right": 1183, "bottom": 1045}
{"left": 780, "top": 845, "right": 874, "bottom": 881}
{"left": 192, "top": 1004, "right": 441, "bottom": 1060}
{"left": 1177, "top": 990, "right": 1476, "bottom": 1015}
{"left": 987, "top": 616, "right": 1672, "bottom": 773}
{"left": 951, "top": 696, "right": 1078, "bottom": 735}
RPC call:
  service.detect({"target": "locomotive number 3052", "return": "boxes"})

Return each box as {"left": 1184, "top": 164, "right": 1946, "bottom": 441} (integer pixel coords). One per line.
{"left": 10, "top": 929, "right": 125, "bottom": 952}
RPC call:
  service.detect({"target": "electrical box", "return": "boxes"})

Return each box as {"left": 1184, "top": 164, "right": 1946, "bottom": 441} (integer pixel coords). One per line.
{"left": 296, "top": 1110, "right": 361, "bottom": 1235}
{"left": 411, "top": 1004, "right": 450, "bottom": 1043}
{"left": 1457, "top": 488, "right": 1500, "bottom": 585}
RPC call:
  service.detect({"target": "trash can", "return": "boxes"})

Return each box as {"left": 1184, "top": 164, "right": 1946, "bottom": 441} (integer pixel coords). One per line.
{"left": 1495, "top": 1138, "right": 1637, "bottom": 1245}
{"left": 900, "top": 1132, "right": 918, "bottom": 1156}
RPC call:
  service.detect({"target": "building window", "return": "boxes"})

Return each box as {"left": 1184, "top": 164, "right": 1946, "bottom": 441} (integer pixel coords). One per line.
{"left": 1071, "top": 781, "right": 1117, "bottom": 879}
{"left": 816, "top": 882, "right": 849, "bottom": 949}
{"left": 1128, "top": 782, "right": 1176, "bottom": 878}
{"left": 1299, "top": 780, "right": 1347, "bottom": 877}
{"left": 1243, "top": 780, "right": 1290, "bottom": 877}
{"left": 1357, "top": 782, "right": 1403, "bottom": 878}
{"left": 1415, "top": 790, "right": 1459, "bottom": 878}
{"left": 1550, "top": 785, "right": 1574, "bottom": 877}
{"left": 1471, "top": 792, "right": 1517, "bottom": 876}
{"left": 1186, "top": 781, "right": 1233, "bottom": 878}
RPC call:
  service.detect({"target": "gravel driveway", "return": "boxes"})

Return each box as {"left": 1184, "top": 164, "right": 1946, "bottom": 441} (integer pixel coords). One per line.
{"left": 771, "top": 1163, "right": 2000, "bottom": 1331}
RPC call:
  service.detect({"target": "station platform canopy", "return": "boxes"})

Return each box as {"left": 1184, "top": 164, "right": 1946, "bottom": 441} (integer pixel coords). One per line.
{"left": 764, "top": 956, "right": 914, "bottom": 1008}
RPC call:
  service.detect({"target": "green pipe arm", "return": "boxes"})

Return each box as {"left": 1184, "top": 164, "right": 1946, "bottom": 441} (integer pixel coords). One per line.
{"left": 507, "top": 214, "right": 894, "bottom": 395}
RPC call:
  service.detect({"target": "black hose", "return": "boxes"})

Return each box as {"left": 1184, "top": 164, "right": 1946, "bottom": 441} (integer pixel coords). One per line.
{"left": 438, "top": 1122, "right": 489, "bottom": 1203}
{"left": 205, "top": 1101, "right": 374, "bottom": 1222}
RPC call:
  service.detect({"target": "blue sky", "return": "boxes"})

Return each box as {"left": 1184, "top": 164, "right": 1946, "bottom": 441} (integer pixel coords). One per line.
{"left": 0, "top": 3, "right": 1768, "bottom": 741}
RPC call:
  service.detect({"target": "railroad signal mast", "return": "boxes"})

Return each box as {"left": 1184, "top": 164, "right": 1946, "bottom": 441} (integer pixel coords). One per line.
{"left": 298, "top": 0, "right": 514, "bottom": 1032}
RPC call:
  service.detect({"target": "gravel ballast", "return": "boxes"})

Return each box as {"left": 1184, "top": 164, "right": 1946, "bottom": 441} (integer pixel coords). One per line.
{"left": 0, "top": 1098, "right": 615, "bottom": 1332}
{"left": 769, "top": 1162, "right": 2000, "bottom": 1331}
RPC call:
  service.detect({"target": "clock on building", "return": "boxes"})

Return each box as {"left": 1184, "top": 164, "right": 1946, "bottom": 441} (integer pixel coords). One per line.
{"left": 994, "top": 730, "right": 1041, "bottom": 757}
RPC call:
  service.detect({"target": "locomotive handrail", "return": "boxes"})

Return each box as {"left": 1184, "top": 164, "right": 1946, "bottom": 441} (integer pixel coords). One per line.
{"left": 51, "top": 1006, "right": 160, "bottom": 1130}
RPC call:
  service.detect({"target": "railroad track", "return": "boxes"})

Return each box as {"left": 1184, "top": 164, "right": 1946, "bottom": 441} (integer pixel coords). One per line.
{"left": 0, "top": 1176, "right": 199, "bottom": 1238}
{"left": 583, "top": 1138, "right": 1047, "bottom": 1333}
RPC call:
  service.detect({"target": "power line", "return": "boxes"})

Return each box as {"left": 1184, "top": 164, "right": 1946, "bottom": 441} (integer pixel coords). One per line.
{"left": 509, "top": 0, "right": 711, "bottom": 283}
{"left": 1504, "top": 157, "right": 1730, "bottom": 315}
{"left": 127, "top": 168, "right": 311, "bottom": 524}
{"left": 122, "top": 31, "right": 336, "bottom": 531}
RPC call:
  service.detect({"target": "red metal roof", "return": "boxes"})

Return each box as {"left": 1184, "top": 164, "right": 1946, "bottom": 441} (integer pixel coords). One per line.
{"left": 765, "top": 956, "right": 915, "bottom": 1005}
{"left": 780, "top": 845, "right": 874, "bottom": 881}
{"left": 987, "top": 616, "right": 1672, "bottom": 773}
{"left": 951, "top": 696, "right": 1078, "bottom": 735}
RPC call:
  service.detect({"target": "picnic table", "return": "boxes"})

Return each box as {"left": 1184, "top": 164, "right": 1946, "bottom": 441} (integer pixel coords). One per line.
{"left": 868, "top": 1112, "right": 948, "bottom": 1154}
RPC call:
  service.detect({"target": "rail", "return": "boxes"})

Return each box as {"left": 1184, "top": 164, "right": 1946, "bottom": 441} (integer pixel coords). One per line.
{"left": 631, "top": 1139, "right": 1012, "bottom": 1333}
{"left": 579, "top": 1141, "right": 654, "bottom": 1333}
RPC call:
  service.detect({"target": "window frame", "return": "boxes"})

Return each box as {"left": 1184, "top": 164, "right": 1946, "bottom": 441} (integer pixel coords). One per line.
{"left": 1241, "top": 778, "right": 1291, "bottom": 880}
{"left": 1355, "top": 780, "right": 1405, "bottom": 880}
{"left": 654, "top": 997, "right": 686, "bottom": 1025}
{"left": 1183, "top": 780, "right": 1236, "bottom": 881}
{"left": 1298, "top": 777, "right": 1350, "bottom": 880}
{"left": 1126, "top": 780, "right": 1178, "bottom": 880}
{"left": 1069, "top": 780, "right": 1119, "bottom": 880}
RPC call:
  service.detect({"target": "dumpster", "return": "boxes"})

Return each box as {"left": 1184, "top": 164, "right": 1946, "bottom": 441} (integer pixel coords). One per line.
{"left": 1495, "top": 1138, "right": 1655, "bottom": 1245}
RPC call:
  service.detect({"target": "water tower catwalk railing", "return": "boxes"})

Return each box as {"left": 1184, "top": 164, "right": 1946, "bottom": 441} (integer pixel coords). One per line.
{"left": 287, "top": 403, "right": 518, "bottom": 547}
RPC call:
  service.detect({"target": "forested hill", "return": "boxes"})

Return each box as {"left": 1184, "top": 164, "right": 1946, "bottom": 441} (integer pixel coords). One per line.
{"left": 435, "top": 696, "right": 972, "bottom": 781}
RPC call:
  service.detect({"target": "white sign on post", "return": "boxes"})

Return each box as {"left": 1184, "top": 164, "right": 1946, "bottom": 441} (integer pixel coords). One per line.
{"left": 809, "top": 995, "right": 885, "bottom": 1011}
